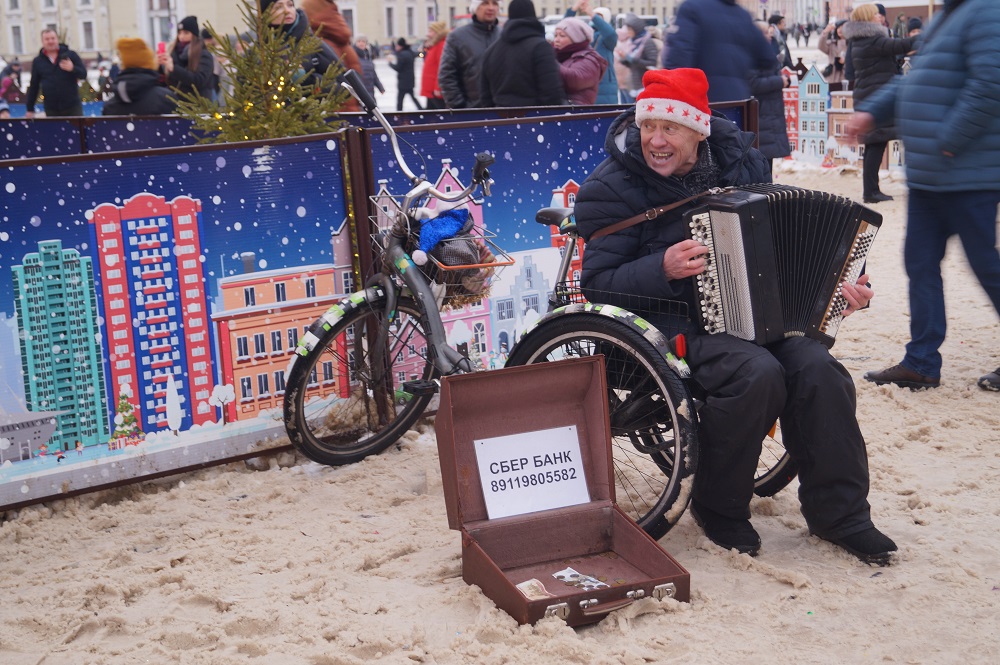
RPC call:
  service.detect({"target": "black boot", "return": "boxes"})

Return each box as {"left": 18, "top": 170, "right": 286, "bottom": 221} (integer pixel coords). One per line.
{"left": 814, "top": 527, "right": 897, "bottom": 566}
{"left": 690, "top": 501, "right": 761, "bottom": 556}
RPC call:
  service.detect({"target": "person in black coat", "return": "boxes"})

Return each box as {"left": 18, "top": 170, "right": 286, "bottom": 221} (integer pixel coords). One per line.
{"left": 25, "top": 30, "right": 87, "bottom": 117}
{"left": 749, "top": 21, "right": 791, "bottom": 173}
{"left": 575, "top": 67, "right": 896, "bottom": 565}
{"left": 352, "top": 36, "right": 385, "bottom": 99}
{"left": 389, "top": 38, "right": 421, "bottom": 111}
{"left": 842, "top": 3, "right": 916, "bottom": 203}
{"left": 103, "top": 38, "right": 176, "bottom": 116}
{"left": 157, "top": 15, "right": 216, "bottom": 99}
{"left": 478, "top": 0, "right": 565, "bottom": 108}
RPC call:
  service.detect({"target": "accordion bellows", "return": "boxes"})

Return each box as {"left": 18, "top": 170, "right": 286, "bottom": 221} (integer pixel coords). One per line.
{"left": 686, "top": 184, "right": 882, "bottom": 348}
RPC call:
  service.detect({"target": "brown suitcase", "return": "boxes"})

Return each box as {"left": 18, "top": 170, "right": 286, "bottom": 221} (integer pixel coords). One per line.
{"left": 435, "top": 356, "right": 690, "bottom": 626}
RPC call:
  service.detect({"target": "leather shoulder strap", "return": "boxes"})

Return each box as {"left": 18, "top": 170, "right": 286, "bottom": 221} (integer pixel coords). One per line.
{"left": 588, "top": 188, "right": 721, "bottom": 241}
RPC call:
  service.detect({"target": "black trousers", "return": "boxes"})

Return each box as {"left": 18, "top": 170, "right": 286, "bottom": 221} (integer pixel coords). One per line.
{"left": 863, "top": 141, "right": 888, "bottom": 197}
{"left": 396, "top": 88, "right": 422, "bottom": 111}
{"left": 687, "top": 334, "right": 873, "bottom": 539}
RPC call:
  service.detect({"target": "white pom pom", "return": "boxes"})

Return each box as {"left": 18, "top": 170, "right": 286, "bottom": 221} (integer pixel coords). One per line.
{"left": 412, "top": 249, "right": 428, "bottom": 265}
{"left": 414, "top": 207, "right": 433, "bottom": 220}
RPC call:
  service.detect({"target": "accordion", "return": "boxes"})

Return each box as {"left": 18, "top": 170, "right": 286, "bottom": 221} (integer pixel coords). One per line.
{"left": 686, "top": 184, "right": 882, "bottom": 348}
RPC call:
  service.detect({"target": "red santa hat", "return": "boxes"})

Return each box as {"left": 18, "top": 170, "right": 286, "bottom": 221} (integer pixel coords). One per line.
{"left": 634, "top": 68, "right": 712, "bottom": 137}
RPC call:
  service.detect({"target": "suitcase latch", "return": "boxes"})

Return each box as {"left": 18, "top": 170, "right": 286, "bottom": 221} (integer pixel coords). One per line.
{"left": 544, "top": 602, "right": 570, "bottom": 620}
{"left": 652, "top": 583, "right": 676, "bottom": 600}
{"left": 578, "top": 598, "right": 599, "bottom": 610}
{"left": 627, "top": 589, "right": 646, "bottom": 600}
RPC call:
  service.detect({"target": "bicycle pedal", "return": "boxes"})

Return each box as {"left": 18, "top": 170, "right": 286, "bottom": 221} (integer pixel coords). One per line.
{"left": 402, "top": 379, "right": 438, "bottom": 396}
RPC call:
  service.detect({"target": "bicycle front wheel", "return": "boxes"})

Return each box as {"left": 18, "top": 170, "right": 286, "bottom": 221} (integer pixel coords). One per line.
{"left": 283, "top": 295, "right": 435, "bottom": 466}
{"left": 506, "top": 314, "right": 698, "bottom": 540}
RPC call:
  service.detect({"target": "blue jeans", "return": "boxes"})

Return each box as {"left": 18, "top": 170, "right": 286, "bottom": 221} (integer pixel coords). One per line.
{"left": 902, "top": 188, "right": 1000, "bottom": 378}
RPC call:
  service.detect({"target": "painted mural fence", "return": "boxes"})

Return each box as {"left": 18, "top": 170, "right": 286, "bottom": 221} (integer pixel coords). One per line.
{"left": 0, "top": 101, "right": 755, "bottom": 510}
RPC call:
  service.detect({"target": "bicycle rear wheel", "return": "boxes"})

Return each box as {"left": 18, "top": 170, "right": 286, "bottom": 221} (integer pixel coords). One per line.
{"left": 283, "top": 294, "right": 435, "bottom": 466}
{"left": 506, "top": 314, "right": 698, "bottom": 540}
{"left": 754, "top": 420, "right": 798, "bottom": 497}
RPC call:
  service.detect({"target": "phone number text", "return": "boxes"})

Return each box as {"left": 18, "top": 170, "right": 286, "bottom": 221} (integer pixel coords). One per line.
{"left": 489, "top": 468, "right": 578, "bottom": 493}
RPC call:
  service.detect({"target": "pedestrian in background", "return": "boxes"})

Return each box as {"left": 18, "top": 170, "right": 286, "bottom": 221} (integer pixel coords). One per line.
{"left": 767, "top": 14, "right": 794, "bottom": 69}
{"left": 25, "top": 29, "right": 86, "bottom": 118}
{"left": 818, "top": 19, "right": 848, "bottom": 88}
{"left": 389, "top": 38, "right": 422, "bottom": 111}
{"left": 103, "top": 37, "right": 176, "bottom": 116}
{"left": 616, "top": 13, "right": 657, "bottom": 101}
{"left": 157, "top": 15, "right": 215, "bottom": 99}
{"left": 478, "top": 0, "right": 565, "bottom": 107}
{"left": 421, "top": 21, "right": 449, "bottom": 109}
{"left": 439, "top": 0, "right": 501, "bottom": 108}
{"left": 841, "top": 3, "right": 916, "bottom": 203}
{"left": 564, "top": 1, "right": 618, "bottom": 104}
{"left": 750, "top": 20, "right": 791, "bottom": 175}
{"left": 663, "top": 0, "right": 777, "bottom": 104}
{"left": 848, "top": 0, "right": 1000, "bottom": 392}
{"left": 552, "top": 17, "right": 607, "bottom": 106}
{"left": 352, "top": 35, "right": 385, "bottom": 100}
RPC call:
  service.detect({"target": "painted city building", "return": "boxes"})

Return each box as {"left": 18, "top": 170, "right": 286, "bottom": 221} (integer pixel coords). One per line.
{"left": 11, "top": 239, "right": 108, "bottom": 451}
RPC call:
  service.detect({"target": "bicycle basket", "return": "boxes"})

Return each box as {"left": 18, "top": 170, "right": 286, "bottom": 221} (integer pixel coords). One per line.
{"left": 553, "top": 281, "right": 692, "bottom": 339}
{"left": 369, "top": 195, "right": 513, "bottom": 309}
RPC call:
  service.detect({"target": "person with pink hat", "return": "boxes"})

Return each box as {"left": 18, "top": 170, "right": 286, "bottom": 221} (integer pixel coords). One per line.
{"left": 574, "top": 68, "right": 897, "bottom": 566}
{"left": 552, "top": 17, "right": 607, "bottom": 105}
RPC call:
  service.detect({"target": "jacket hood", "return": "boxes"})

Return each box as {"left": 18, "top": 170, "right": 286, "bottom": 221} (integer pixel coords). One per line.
{"left": 113, "top": 68, "right": 165, "bottom": 105}
{"left": 604, "top": 110, "right": 756, "bottom": 192}
{"left": 841, "top": 20, "right": 888, "bottom": 40}
{"left": 501, "top": 17, "right": 545, "bottom": 43}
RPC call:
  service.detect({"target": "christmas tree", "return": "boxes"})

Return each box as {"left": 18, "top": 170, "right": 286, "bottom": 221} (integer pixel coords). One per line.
{"left": 172, "top": 0, "right": 351, "bottom": 143}
{"left": 112, "top": 389, "right": 143, "bottom": 439}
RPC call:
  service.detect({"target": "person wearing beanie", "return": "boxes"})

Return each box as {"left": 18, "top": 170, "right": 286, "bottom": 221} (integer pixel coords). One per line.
{"left": 438, "top": 0, "right": 500, "bottom": 107}
{"left": 842, "top": 3, "right": 917, "bottom": 202}
{"left": 420, "top": 21, "right": 450, "bottom": 109}
{"left": 575, "top": 67, "right": 896, "bottom": 565}
{"left": 848, "top": 0, "right": 1000, "bottom": 393}
{"left": 907, "top": 17, "right": 923, "bottom": 35}
{"left": 0, "top": 100, "right": 10, "bottom": 118}
{"left": 300, "top": 0, "right": 364, "bottom": 112}
{"left": 616, "top": 13, "right": 657, "bottom": 101}
{"left": 563, "top": 0, "right": 618, "bottom": 104}
{"left": 552, "top": 17, "right": 607, "bottom": 105}
{"left": 103, "top": 37, "right": 176, "bottom": 116}
{"left": 157, "top": 15, "right": 216, "bottom": 99}
{"left": 478, "top": 0, "right": 565, "bottom": 107}
{"left": 389, "top": 36, "right": 421, "bottom": 110}
{"left": 765, "top": 13, "right": 793, "bottom": 68}
{"left": 663, "top": 0, "right": 776, "bottom": 103}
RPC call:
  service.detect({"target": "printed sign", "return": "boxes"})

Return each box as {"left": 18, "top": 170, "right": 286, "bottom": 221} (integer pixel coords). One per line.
{"left": 474, "top": 425, "right": 590, "bottom": 519}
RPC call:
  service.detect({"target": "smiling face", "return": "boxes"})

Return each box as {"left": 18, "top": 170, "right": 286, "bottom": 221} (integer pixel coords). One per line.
{"left": 639, "top": 119, "right": 706, "bottom": 178}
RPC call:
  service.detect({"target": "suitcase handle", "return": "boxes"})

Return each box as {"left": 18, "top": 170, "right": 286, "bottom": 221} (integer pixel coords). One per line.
{"left": 580, "top": 597, "right": 634, "bottom": 616}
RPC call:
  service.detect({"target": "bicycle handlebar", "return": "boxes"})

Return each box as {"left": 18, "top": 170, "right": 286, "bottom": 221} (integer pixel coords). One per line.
{"left": 338, "top": 70, "right": 493, "bottom": 209}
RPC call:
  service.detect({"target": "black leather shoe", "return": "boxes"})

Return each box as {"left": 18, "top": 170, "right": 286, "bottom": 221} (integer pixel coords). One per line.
{"left": 864, "top": 364, "right": 940, "bottom": 389}
{"left": 978, "top": 367, "right": 1000, "bottom": 392}
{"left": 863, "top": 192, "right": 894, "bottom": 203}
{"left": 690, "top": 501, "right": 761, "bottom": 556}
{"left": 814, "top": 527, "right": 898, "bottom": 566}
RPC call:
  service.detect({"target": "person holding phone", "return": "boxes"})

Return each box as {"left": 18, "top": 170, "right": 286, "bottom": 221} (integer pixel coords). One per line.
{"left": 157, "top": 15, "right": 215, "bottom": 99}
{"left": 25, "top": 28, "right": 86, "bottom": 118}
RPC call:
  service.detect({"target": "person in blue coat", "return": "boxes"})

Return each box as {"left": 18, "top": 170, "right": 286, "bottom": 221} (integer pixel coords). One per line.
{"left": 564, "top": 1, "right": 619, "bottom": 104}
{"left": 663, "top": 0, "right": 777, "bottom": 103}
{"left": 848, "top": 0, "right": 1000, "bottom": 392}
{"left": 576, "top": 68, "right": 896, "bottom": 565}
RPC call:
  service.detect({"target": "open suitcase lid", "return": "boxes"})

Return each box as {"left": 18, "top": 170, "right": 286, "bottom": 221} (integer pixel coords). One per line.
{"left": 436, "top": 356, "right": 614, "bottom": 531}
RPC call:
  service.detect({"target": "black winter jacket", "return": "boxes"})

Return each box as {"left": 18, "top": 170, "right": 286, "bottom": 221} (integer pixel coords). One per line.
{"left": 842, "top": 20, "right": 915, "bottom": 143}
{"left": 576, "top": 112, "right": 770, "bottom": 327}
{"left": 25, "top": 44, "right": 86, "bottom": 113}
{"left": 389, "top": 46, "right": 417, "bottom": 91}
{"left": 438, "top": 16, "right": 500, "bottom": 108}
{"left": 165, "top": 39, "right": 216, "bottom": 98}
{"left": 478, "top": 18, "right": 565, "bottom": 107}
{"left": 102, "top": 68, "right": 177, "bottom": 116}
{"left": 748, "top": 65, "right": 791, "bottom": 159}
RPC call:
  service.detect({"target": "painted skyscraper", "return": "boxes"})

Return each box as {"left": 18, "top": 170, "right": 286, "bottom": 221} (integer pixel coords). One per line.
{"left": 90, "top": 194, "right": 217, "bottom": 434}
{"left": 11, "top": 240, "right": 109, "bottom": 450}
